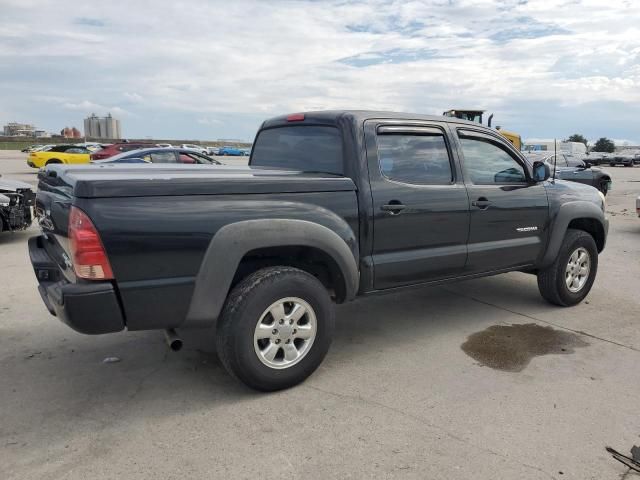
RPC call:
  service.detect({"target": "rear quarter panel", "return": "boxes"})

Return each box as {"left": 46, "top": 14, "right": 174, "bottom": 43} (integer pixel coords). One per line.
{"left": 79, "top": 191, "right": 359, "bottom": 330}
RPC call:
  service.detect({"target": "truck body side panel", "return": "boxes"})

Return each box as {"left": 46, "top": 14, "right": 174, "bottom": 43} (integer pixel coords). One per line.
{"left": 79, "top": 191, "right": 359, "bottom": 330}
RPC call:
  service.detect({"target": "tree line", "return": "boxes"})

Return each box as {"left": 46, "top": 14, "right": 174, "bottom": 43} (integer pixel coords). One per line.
{"left": 564, "top": 134, "right": 615, "bottom": 153}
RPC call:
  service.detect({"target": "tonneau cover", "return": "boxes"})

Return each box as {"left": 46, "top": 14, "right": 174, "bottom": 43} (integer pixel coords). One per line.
{"left": 39, "top": 164, "right": 356, "bottom": 198}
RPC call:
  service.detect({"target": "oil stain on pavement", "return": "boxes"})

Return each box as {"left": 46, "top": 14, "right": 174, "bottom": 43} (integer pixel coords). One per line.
{"left": 461, "top": 323, "right": 589, "bottom": 372}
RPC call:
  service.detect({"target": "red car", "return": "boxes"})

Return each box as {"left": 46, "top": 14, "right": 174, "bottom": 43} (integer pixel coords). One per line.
{"left": 90, "top": 143, "right": 157, "bottom": 160}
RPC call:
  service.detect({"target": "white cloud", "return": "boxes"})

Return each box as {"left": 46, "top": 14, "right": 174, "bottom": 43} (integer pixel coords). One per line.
{"left": 123, "top": 92, "right": 143, "bottom": 103}
{"left": 61, "top": 100, "right": 130, "bottom": 117}
{"left": 0, "top": 0, "right": 638, "bottom": 142}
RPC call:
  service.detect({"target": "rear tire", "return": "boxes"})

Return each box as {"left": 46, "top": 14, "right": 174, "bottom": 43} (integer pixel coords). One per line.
{"left": 216, "top": 266, "right": 334, "bottom": 391}
{"left": 45, "top": 159, "right": 62, "bottom": 165}
{"left": 537, "top": 229, "right": 598, "bottom": 306}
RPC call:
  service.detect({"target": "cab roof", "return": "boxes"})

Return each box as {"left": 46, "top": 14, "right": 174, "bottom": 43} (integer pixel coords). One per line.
{"left": 260, "top": 110, "right": 486, "bottom": 129}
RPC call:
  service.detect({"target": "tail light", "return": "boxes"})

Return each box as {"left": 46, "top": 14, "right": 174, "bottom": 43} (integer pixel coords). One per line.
{"left": 68, "top": 206, "right": 114, "bottom": 280}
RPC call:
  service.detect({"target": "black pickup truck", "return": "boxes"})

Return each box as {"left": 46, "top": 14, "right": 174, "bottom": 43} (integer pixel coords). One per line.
{"left": 30, "top": 110, "right": 608, "bottom": 391}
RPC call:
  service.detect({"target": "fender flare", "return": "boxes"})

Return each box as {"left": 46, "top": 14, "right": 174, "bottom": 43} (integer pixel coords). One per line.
{"left": 539, "top": 201, "right": 606, "bottom": 268}
{"left": 183, "top": 219, "right": 359, "bottom": 328}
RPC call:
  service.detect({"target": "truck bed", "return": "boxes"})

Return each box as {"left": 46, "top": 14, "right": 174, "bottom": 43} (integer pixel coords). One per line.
{"left": 34, "top": 163, "right": 360, "bottom": 333}
{"left": 38, "top": 164, "right": 356, "bottom": 198}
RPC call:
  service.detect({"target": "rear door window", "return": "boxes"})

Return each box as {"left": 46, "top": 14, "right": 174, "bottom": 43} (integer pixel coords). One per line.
{"left": 376, "top": 133, "right": 453, "bottom": 185}
{"left": 251, "top": 126, "right": 343, "bottom": 174}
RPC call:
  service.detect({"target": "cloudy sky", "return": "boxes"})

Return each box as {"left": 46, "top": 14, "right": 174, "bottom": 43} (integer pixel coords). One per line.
{"left": 1, "top": 0, "right": 638, "bottom": 143}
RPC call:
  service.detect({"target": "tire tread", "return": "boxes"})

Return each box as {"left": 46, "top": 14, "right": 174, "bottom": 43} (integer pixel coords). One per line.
{"left": 216, "top": 266, "right": 333, "bottom": 391}
{"left": 537, "top": 228, "right": 597, "bottom": 306}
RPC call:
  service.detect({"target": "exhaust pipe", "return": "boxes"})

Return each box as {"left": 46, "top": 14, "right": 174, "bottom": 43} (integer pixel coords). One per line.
{"left": 164, "top": 328, "right": 183, "bottom": 351}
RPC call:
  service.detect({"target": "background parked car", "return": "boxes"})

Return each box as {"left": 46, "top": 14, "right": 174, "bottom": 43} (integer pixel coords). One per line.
{"left": 608, "top": 154, "right": 634, "bottom": 167}
{"left": 526, "top": 152, "right": 612, "bottom": 195}
{"left": 0, "top": 174, "right": 35, "bottom": 232}
{"left": 206, "top": 146, "right": 220, "bottom": 156}
{"left": 582, "top": 152, "right": 603, "bottom": 167}
{"left": 91, "top": 147, "right": 221, "bottom": 165}
{"left": 156, "top": 143, "right": 173, "bottom": 148}
{"left": 90, "top": 142, "right": 157, "bottom": 160}
{"left": 218, "top": 146, "right": 244, "bottom": 156}
{"left": 27, "top": 145, "right": 91, "bottom": 168}
{"left": 180, "top": 144, "right": 208, "bottom": 155}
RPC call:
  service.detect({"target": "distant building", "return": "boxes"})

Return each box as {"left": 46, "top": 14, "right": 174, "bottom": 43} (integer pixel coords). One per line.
{"left": 60, "top": 126, "right": 82, "bottom": 139}
{"left": 83, "top": 113, "right": 121, "bottom": 139}
{"left": 3, "top": 122, "right": 35, "bottom": 136}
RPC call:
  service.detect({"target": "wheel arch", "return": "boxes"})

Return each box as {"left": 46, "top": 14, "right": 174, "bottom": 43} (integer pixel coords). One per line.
{"left": 539, "top": 201, "right": 607, "bottom": 268}
{"left": 184, "top": 219, "right": 359, "bottom": 328}
{"left": 567, "top": 218, "right": 606, "bottom": 252}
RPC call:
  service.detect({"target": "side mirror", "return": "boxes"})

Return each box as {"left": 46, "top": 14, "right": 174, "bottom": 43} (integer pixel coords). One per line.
{"left": 532, "top": 161, "right": 550, "bottom": 182}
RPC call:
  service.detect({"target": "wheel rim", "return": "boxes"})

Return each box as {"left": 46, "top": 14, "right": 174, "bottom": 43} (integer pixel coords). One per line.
{"left": 565, "top": 247, "right": 591, "bottom": 293}
{"left": 253, "top": 297, "right": 317, "bottom": 370}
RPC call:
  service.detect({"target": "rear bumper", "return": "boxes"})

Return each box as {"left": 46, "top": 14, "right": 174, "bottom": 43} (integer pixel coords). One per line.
{"left": 29, "top": 236, "right": 125, "bottom": 334}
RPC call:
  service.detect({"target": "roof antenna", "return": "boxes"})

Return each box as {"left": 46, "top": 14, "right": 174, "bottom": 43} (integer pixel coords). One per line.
{"left": 552, "top": 138, "right": 558, "bottom": 183}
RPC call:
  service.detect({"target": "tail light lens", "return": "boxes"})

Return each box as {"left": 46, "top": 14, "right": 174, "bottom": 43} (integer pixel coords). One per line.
{"left": 68, "top": 206, "right": 114, "bottom": 280}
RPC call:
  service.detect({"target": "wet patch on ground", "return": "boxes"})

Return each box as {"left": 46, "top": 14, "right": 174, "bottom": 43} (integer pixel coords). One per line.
{"left": 461, "top": 323, "right": 589, "bottom": 372}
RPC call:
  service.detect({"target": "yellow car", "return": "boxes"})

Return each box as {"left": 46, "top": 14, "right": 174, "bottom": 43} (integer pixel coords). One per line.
{"left": 27, "top": 145, "right": 91, "bottom": 168}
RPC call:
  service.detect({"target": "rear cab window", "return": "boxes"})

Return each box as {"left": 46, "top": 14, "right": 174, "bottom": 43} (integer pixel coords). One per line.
{"left": 250, "top": 126, "right": 343, "bottom": 174}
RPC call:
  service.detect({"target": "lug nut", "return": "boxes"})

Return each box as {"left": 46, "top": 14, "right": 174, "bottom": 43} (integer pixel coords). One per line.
{"left": 289, "top": 319, "right": 293, "bottom": 325}
{"left": 293, "top": 329, "right": 297, "bottom": 334}
{"left": 285, "top": 339, "right": 290, "bottom": 344}
{"left": 275, "top": 339, "right": 281, "bottom": 344}
{"left": 272, "top": 329, "right": 278, "bottom": 334}
{"left": 279, "top": 319, "right": 284, "bottom": 325}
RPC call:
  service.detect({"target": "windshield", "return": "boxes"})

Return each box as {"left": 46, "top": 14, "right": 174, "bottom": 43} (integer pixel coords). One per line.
{"left": 250, "top": 126, "right": 343, "bottom": 174}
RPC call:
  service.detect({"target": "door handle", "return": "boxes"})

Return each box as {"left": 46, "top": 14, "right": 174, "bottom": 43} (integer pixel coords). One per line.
{"left": 381, "top": 202, "right": 406, "bottom": 215}
{"left": 471, "top": 197, "right": 492, "bottom": 210}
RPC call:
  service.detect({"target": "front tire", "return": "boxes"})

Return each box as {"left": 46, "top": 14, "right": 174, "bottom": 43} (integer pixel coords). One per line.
{"left": 216, "top": 266, "right": 335, "bottom": 391}
{"left": 598, "top": 180, "right": 610, "bottom": 196}
{"left": 537, "top": 229, "right": 598, "bottom": 306}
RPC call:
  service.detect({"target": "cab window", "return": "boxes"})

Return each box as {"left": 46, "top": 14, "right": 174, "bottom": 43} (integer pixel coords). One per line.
{"left": 376, "top": 133, "right": 453, "bottom": 185}
{"left": 251, "top": 126, "right": 343, "bottom": 174}
{"left": 459, "top": 136, "right": 526, "bottom": 184}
